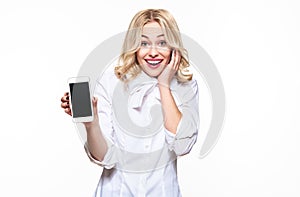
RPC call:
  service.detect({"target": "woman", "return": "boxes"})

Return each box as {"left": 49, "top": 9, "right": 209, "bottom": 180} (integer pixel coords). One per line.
{"left": 61, "top": 9, "right": 199, "bottom": 196}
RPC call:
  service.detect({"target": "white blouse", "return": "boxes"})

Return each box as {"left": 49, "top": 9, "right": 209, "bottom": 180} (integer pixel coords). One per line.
{"left": 84, "top": 66, "right": 199, "bottom": 197}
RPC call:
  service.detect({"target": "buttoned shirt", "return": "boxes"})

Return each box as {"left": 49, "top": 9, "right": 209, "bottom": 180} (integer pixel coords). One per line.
{"left": 84, "top": 66, "right": 199, "bottom": 197}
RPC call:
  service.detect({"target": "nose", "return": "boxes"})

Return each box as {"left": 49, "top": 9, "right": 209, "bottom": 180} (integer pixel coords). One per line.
{"left": 148, "top": 46, "right": 159, "bottom": 58}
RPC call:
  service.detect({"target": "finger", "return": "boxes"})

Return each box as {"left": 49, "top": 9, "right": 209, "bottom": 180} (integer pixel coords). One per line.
{"left": 172, "top": 50, "right": 180, "bottom": 71}
{"left": 174, "top": 50, "right": 178, "bottom": 64}
{"left": 171, "top": 50, "right": 180, "bottom": 71}
{"left": 92, "top": 97, "right": 98, "bottom": 115}
{"left": 61, "top": 92, "right": 69, "bottom": 101}
{"left": 172, "top": 50, "right": 178, "bottom": 69}
{"left": 61, "top": 102, "right": 70, "bottom": 109}
{"left": 61, "top": 95, "right": 70, "bottom": 102}
{"left": 174, "top": 50, "right": 181, "bottom": 70}
{"left": 64, "top": 108, "right": 72, "bottom": 116}
{"left": 168, "top": 49, "right": 175, "bottom": 67}
{"left": 92, "top": 97, "right": 98, "bottom": 106}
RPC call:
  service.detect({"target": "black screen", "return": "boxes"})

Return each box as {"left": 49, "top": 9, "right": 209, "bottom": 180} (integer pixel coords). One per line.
{"left": 69, "top": 82, "right": 92, "bottom": 118}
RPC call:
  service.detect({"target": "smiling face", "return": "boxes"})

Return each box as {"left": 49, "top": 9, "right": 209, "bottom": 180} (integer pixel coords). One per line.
{"left": 136, "top": 21, "right": 172, "bottom": 77}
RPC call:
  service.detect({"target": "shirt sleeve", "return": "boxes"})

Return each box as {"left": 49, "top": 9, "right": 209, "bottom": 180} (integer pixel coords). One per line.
{"left": 84, "top": 69, "right": 119, "bottom": 169}
{"left": 164, "top": 79, "right": 199, "bottom": 156}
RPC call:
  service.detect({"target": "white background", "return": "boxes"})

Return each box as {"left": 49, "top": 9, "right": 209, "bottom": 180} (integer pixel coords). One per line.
{"left": 0, "top": 0, "right": 299, "bottom": 196}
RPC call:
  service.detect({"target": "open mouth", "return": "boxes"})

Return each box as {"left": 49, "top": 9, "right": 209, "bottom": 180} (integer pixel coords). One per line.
{"left": 145, "top": 59, "right": 163, "bottom": 68}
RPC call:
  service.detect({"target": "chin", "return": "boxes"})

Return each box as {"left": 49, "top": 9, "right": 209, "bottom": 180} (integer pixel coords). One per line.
{"left": 141, "top": 63, "right": 166, "bottom": 77}
{"left": 143, "top": 70, "right": 161, "bottom": 78}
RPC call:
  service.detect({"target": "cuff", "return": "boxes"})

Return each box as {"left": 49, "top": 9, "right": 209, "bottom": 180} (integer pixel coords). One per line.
{"left": 84, "top": 142, "right": 115, "bottom": 169}
{"left": 164, "top": 118, "right": 182, "bottom": 150}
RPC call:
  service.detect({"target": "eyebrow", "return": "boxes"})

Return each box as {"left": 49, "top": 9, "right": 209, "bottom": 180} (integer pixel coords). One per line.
{"left": 141, "top": 34, "right": 165, "bottom": 39}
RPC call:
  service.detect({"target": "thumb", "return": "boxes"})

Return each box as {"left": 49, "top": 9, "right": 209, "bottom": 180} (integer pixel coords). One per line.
{"left": 92, "top": 97, "right": 98, "bottom": 114}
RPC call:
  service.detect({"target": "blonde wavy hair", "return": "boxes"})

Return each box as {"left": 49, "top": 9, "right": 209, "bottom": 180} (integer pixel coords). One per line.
{"left": 115, "top": 9, "right": 192, "bottom": 83}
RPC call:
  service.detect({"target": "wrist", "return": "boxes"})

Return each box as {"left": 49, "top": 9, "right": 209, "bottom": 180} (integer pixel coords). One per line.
{"left": 158, "top": 84, "right": 172, "bottom": 96}
{"left": 158, "top": 82, "right": 170, "bottom": 89}
{"left": 84, "top": 120, "right": 99, "bottom": 131}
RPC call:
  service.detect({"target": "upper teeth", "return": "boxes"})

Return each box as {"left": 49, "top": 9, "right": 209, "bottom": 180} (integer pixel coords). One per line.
{"left": 146, "top": 60, "right": 162, "bottom": 65}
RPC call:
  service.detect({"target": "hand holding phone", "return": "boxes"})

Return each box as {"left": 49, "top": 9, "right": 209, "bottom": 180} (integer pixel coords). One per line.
{"left": 158, "top": 49, "right": 180, "bottom": 87}
{"left": 68, "top": 76, "right": 94, "bottom": 122}
{"left": 61, "top": 92, "right": 72, "bottom": 116}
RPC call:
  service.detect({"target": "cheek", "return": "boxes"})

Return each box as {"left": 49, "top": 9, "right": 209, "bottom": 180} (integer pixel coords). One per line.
{"left": 136, "top": 49, "right": 147, "bottom": 64}
{"left": 163, "top": 51, "right": 171, "bottom": 62}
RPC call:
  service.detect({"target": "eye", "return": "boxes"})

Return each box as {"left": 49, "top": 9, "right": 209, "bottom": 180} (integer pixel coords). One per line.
{"left": 157, "top": 40, "right": 167, "bottom": 47}
{"left": 141, "top": 41, "right": 150, "bottom": 47}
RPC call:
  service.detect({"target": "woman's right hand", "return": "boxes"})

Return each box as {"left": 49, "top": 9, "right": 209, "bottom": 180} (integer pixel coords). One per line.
{"left": 61, "top": 92, "right": 72, "bottom": 116}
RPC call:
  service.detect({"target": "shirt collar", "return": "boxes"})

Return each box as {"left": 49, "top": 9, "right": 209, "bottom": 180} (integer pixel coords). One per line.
{"left": 127, "top": 71, "right": 177, "bottom": 109}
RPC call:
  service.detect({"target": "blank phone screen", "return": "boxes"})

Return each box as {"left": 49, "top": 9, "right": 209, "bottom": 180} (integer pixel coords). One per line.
{"left": 69, "top": 82, "right": 92, "bottom": 118}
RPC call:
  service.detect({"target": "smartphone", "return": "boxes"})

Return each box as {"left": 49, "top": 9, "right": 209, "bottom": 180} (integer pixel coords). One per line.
{"left": 68, "top": 76, "right": 94, "bottom": 122}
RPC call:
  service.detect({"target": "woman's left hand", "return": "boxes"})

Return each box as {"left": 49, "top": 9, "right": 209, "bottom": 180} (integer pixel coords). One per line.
{"left": 157, "top": 49, "right": 181, "bottom": 88}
